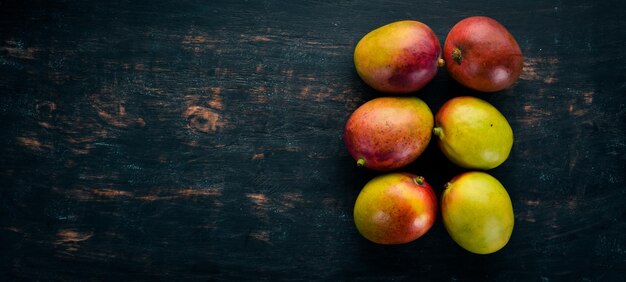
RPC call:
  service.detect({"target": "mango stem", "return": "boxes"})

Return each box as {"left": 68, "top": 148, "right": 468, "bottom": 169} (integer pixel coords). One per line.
{"left": 356, "top": 158, "right": 366, "bottom": 167}
{"left": 452, "top": 47, "right": 463, "bottom": 64}
{"left": 413, "top": 176, "right": 425, "bottom": 185}
{"left": 433, "top": 127, "right": 444, "bottom": 138}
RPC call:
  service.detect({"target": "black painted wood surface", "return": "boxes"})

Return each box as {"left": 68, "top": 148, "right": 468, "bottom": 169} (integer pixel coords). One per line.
{"left": 1, "top": 0, "right": 625, "bottom": 280}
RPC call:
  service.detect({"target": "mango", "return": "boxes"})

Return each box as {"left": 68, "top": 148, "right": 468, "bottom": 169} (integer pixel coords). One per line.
{"left": 354, "top": 173, "right": 437, "bottom": 244}
{"left": 354, "top": 20, "right": 443, "bottom": 94}
{"left": 441, "top": 171, "right": 514, "bottom": 254}
{"left": 344, "top": 97, "right": 433, "bottom": 171}
{"left": 433, "top": 96, "right": 513, "bottom": 170}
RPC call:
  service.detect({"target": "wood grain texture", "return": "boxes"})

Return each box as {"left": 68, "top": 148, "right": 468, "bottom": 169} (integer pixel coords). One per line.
{"left": 1, "top": 0, "right": 624, "bottom": 280}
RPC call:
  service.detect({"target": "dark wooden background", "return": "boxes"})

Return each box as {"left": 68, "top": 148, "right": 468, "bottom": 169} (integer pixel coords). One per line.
{"left": 1, "top": 0, "right": 624, "bottom": 280}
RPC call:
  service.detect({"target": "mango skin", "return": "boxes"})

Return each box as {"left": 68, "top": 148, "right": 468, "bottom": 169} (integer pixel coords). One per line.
{"left": 444, "top": 16, "right": 524, "bottom": 92}
{"left": 344, "top": 97, "right": 433, "bottom": 171}
{"left": 441, "top": 171, "right": 514, "bottom": 254}
{"left": 354, "top": 20, "right": 442, "bottom": 94}
{"left": 434, "top": 96, "right": 513, "bottom": 170}
{"left": 354, "top": 173, "right": 437, "bottom": 244}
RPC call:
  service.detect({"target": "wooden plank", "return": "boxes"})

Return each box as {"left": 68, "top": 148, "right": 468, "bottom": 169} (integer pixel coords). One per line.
{"left": 0, "top": 0, "right": 624, "bottom": 280}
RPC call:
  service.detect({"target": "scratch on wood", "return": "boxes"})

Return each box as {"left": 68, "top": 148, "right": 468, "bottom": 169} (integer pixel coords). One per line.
{"left": 521, "top": 211, "right": 536, "bottom": 223}
{"left": 298, "top": 75, "right": 317, "bottom": 82}
{"left": 299, "top": 86, "right": 310, "bottom": 98}
{"left": 520, "top": 56, "right": 559, "bottom": 84}
{"left": 66, "top": 136, "right": 97, "bottom": 144}
{"left": 16, "top": 136, "right": 53, "bottom": 150}
{"left": 211, "top": 87, "right": 222, "bottom": 95}
{"left": 181, "top": 30, "right": 223, "bottom": 53}
{"left": 307, "top": 151, "right": 332, "bottom": 159}
{"left": 518, "top": 104, "right": 551, "bottom": 126}
{"left": 91, "top": 87, "right": 146, "bottom": 128}
{"left": 285, "top": 145, "right": 301, "bottom": 152}
{"left": 208, "top": 87, "right": 223, "bottom": 110}
{"left": 567, "top": 102, "right": 590, "bottom": 117}
{"left": 240, "top": 34, "right": 272, "bottom": 43}
{"left": 250, "top": 86, "right": 268, "bottom": 103}
{"left": 526, "top": 200, "right": 540, "bottom": 206}
{"left": 282, "top": 192, "right": 304, "bottom": 204}
{"left": 3, "top": 226, "right": 21, "bottom": 233}
{"left": 214, "top": 68, "right": 236, "bottom": 77}
{"left": 582, "top": 91, "right": 594, "bottom": 104}
{"left": 78, "top": 173, "right": 119, "bottom": 181}
{"left": 38, "top": 121, "right": 54, "bottom": 129}
{"left": 55, "top": 229, "right": 94, "bottom": 252}
{"left": 314, "top": 87, "right": 333, "bottom": 102}
{"left": 92, "top": 188, "right": 134, "bottom": 197}
{"left": 182, "top": 35, "right": 211, "bottom": 44}
{"left": 132, "top": 63, "right": 145, "bottom": 71}
{"left": 69, "top": 186, "right": 224, "bottom": 202}
{"left": 185, "top": 86, "right": 214, "bottom": 92}
{"left": 246, "top": 193, "right": 269, "bottom": 206}
{"left": 278, "top": 192, "right": 305, "bottom": 212}
{"left": 135, "top": 195, "right": 173, "bottom": 201}
{"left": 303, "top": 41, "right": 343, "bottom": 49}
{"left": 143, "top": 86, "right": 166, "bottom": 94}
{"left": 246, "top": 192, "right": 271, "bottom": 221}
{"left": 254, "top": 35, "right": 272, "bottom": 42}
{"left": 543, "top": 77, "right": 557, "bottom": 84}
{"left": 252, "top": 153, "right": 265, "bottom": 160}
{"left": 183, "top": 87, "right": 223, "bottom": 110}
{"left": 71, "top": 144, "right": 94, "bottom": 155}
{"left": 36, "top": 100, "right": 57, "bottom": 114}
{"left": 545, "top": 223, "right": 595, "bottom": 241}
{"left": 1, "top": 40, "right": 39, "bottom": 60}
{"left": 298, "top": 85, "right": 334, "bottom": 102}
{"left": 122, "top": 63, "right": 171, "bottom": 72}
{"left": 96, "top": 109, "right": 146, "bottom": 127}
{"left": 67, "top": 188, "right": 122, "bottom": 201}
{"left": 177, "top": 187, "right": 223, "bottom": 197}
{"left": 63, "top": 125, "right": 105, "bottom": 156}
{"left": 342, "top": 87, "right": 363, "bottom": 110}
{"left": 283, "top": 69, "right": 294, "bottom": 79}
{"left": 322, "top": 198, "right": 343, "bottom": 210}
{"left": 249, "top": 230, "right": 272, "bottom": 245}
{"left": 136, "top": 194, "right": 195, "bottom": 201}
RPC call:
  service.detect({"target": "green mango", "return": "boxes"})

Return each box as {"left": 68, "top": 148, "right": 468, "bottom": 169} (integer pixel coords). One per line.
{"left": 442, "top": 171, "right": 514, "bottom": 254}
{"left": 433, "top": 96, "right": 513, "bottom": 170}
